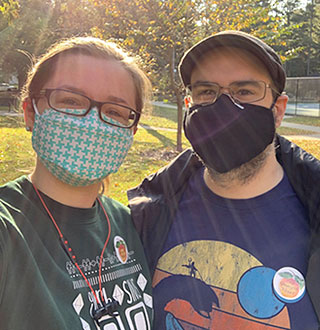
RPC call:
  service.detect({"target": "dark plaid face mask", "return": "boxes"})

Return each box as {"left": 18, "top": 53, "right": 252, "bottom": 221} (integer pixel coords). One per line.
{"left": 183, "top": 94, "right": 275, "bottom": 173}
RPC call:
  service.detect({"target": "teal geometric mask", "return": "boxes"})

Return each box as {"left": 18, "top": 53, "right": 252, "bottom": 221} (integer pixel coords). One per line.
{"left": 32, "top": 108, "right": 133, "bottom": 186}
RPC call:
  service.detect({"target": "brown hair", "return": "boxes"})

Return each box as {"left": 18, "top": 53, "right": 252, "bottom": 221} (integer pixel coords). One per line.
{"left": 22, "top": 36, "right": 151, "bottom": 117}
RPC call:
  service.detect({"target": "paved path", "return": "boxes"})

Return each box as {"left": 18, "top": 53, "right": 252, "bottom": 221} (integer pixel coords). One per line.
{"left": 0, "top": 111, "right": 22, "bottom": 116}
{"left": 2, "top": 107, "right": 320, "bottom": 140}
{"left": 281, "top": 120, "right": 320, "bottom": 134}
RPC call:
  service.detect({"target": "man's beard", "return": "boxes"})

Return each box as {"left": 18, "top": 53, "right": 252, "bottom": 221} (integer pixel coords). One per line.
{"left": 205, "top": 142, "right": 274, "bottom": 188}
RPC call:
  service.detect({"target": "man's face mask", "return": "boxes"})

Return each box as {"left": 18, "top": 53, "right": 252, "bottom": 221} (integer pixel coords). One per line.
{"left": 183, "top": 94, "right": 276, "bottom": 173}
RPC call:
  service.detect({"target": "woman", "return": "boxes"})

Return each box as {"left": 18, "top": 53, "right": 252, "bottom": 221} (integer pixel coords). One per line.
{"left": 0, "top": 37, "right": 153, "bottom": 329}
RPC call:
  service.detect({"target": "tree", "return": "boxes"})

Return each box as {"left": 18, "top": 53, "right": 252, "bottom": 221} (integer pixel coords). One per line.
{"left": 92, "top": 0, "right": 279, "bottom": 151}
{"left": 91, "top": 0, "right": 200, "bottom": 151}
{"left": 274, "top": 0, "right": 320, "bottom": 76}
{"left": 0, "top": 0, "right": 101, "bottom": 89}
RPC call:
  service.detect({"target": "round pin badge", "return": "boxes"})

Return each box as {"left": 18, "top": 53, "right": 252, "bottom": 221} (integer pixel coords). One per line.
{"left": 114, "top": 236, "right": 128, "bottom": 264}
{"left": 273, "top": 267, "right": 305, "bottom": 304}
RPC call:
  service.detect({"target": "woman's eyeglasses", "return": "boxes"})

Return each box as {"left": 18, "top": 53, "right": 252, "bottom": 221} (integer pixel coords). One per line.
{"left": 33, "top": 88, "right": 140, "bottom": 129}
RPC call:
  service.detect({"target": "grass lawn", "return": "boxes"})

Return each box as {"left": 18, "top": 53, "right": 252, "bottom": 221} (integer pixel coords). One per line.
{"left": 0, "top": 115, "right": 190, "bottom": 205}
{"left": 1, "top": 105, "right": 320, "bottom": 205}
{"left": 277, "top": 127, "right": 316, "bottom": 136}
{"left": 283, "top": 115, "right": 320, "bottom": 127}
{"left": 140, "top": 105, "right": 178, "bottom": 129}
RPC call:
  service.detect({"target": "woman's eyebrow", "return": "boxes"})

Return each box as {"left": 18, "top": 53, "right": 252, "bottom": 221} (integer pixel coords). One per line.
{"left": 56, "top": 85, "right": 86, "bottom": 94}
{"left": 54, "top": 85, "right": 130, "bottom": 105}
{"left": 107, "top": 96, "right": 130, "bottom": 105}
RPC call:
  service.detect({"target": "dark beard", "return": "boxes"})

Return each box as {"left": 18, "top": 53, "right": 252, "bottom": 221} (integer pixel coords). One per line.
{"left": 206, "top": 142, "right": 274, "bottom": 188}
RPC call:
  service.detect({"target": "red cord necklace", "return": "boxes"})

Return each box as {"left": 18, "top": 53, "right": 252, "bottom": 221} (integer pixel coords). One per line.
{"left": 32, "top": 184, "right": 114, "bottom": 316}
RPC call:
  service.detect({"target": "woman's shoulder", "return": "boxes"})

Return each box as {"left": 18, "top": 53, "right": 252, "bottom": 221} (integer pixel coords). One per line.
{"left": 0, "top": 176, "right": 32, "bottom": 224}
{"left": 98, "top": 196, "right": 134, "bottom": 231}
{"left": 0, "top": 176, "right": 31, "bottom": 199}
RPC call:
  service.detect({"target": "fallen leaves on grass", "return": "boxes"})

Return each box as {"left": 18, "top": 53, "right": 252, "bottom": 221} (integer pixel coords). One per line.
{"left": 291, "top": 139, "right": 320, "bottom": 159}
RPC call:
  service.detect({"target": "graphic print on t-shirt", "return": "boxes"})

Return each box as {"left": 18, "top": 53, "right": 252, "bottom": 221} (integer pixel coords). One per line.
{"left": 153, "top": 240, "right": 306, "bottom": 330}
{"left": 66, "top": 238, "right": 153, "bottom": 329}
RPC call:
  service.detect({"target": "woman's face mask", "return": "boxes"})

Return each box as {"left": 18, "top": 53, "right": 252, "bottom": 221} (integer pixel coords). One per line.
{"left": 32, "top": 105, "right": 133, "bottom": 186}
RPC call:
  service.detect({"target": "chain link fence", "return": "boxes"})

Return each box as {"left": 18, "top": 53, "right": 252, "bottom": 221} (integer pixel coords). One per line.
{"left": 285, "top": 77, "right": 320, "bottom": 117}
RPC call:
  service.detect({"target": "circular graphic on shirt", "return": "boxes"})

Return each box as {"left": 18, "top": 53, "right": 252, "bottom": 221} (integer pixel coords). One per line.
{"left": 114, "top": 236, "right": 128, "bottom": 264}
{"left": 238, "top": 266, "right": 285, "bottom": 318}
{"left": 153, "top": 240, "right": 292, "bottom": 329}
{"left": 273, "top": 267, "right": 305, "bottom": 303}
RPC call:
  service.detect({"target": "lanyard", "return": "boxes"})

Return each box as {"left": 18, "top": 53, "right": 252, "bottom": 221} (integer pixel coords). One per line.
{"left": 32, "top": 184, "right": 119, "bottom": 322}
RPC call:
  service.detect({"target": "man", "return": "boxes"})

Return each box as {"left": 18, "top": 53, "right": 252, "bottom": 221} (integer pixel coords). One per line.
{"left": 128, "top": 31, "right": 320, "bottom": 329}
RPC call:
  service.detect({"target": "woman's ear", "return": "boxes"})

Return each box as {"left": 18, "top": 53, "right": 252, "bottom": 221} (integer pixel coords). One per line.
{"left": 23, "top": 98, "right": 35, "bottom": 131}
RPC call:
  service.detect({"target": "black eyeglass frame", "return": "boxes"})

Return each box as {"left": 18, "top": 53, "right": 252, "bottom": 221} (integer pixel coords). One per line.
{"left": 186, "top": 80, "right": 280, "bottom": 107}
{"left": 32, "top": 88, "right": 140, "bottom": 129}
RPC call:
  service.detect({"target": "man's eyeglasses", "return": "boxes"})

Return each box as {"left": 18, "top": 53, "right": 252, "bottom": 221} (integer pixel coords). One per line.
{"left": 33, "top": 89, "right": 140, "bottom": 128}
{"left": 186, "top": 81, "right": 279, "bottom": 106}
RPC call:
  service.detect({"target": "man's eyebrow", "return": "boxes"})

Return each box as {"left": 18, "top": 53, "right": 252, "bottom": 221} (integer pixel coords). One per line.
{"left": 191, "top": 80, "right": 264, "bottom": 86}
{"left": 231, "top": 80, "right": 262, "bottom": 86}
{"left": 191, "top": 80, "right": 217, "bottom": 86}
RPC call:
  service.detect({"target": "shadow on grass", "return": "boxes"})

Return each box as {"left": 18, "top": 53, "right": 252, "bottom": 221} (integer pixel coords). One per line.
{"left": 142, "top": 124, "right": 175, "bottom": 148}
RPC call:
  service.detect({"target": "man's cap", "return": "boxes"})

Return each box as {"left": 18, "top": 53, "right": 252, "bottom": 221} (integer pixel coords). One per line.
{"left": 179, "top": 30, "right": 286, "bottom": 93}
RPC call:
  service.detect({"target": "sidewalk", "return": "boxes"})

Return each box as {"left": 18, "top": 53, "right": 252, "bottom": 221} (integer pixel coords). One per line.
{"left": 281, "top": 119, "right": 320, "bottom": 140}
{"left": 281, "top": 119, "right": 320, "bottom": 135}
{"left": 153, "top": 102, "right": 320, "bottom": 139}
{"left": 1, "top": 107, "right": 320, "bottom": 139}
{"left": 0, "top": 111, "right": 22, "bottom": 117}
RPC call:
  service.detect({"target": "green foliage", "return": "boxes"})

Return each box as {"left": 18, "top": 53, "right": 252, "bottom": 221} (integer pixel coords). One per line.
{"left": 0, "top": 0, "right": 101, "bottom": 88}
{"left": 1, "top": 0, "right": 319, "bottom": 152}
{"left": 275, "top": 0, "right": 320, "bottom": 76}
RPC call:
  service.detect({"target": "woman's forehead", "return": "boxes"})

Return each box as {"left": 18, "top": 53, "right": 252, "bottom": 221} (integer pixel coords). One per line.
{"left": 42, "top": 53, "right": 136, "bottom": 106}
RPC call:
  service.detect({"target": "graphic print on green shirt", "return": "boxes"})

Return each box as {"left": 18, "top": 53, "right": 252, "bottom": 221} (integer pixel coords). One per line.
{"left": 0, "top": 176, "right": 153, "bottom": 330}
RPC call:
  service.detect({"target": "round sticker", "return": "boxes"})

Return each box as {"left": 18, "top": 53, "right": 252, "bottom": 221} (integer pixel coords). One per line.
{"left": 114, "top": 236, "right": 128, "bottom": 264}
{"left": 273, "top": 267, "right": 305, "bottom": 303}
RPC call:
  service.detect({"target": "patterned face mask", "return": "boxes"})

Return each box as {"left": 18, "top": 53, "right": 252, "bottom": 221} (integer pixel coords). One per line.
{"left": 32, "top": 107, "right": 133, "bottom": 186}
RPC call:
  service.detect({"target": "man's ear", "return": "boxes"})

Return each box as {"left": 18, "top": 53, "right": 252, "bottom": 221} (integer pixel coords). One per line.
{"left": 273, "top": 94, "right": 288, "bottom": 128}
{"left": 184, "top": 96, "right": 192, "bottom": 109}
{"left": 23, "top": 98, "right": 35, "bottom": 131}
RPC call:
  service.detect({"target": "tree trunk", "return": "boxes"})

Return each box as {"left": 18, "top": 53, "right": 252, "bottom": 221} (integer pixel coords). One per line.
{"left": 169, "top": 46, "right": 183, "bottom": 152}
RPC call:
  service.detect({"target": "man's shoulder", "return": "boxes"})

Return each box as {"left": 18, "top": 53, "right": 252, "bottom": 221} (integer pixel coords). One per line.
{"left": 128, "top": 148, "right": 202, "bottom": 202}
{"left": 276, "top": 135, "right": 320, "bottom": 175}
{"left": 276, "top": 135, "right": 320, "bottom": 227}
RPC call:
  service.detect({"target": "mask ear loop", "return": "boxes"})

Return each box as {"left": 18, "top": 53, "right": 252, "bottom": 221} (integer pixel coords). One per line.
{"left": 270, "top": 95, "right": 279, "bottom": 110}
{"left": 32, "top": 99, "right": 41, "bottom": 115}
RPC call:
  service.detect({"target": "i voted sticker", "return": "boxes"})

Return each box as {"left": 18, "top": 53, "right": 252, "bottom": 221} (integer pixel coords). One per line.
{"left": 273, "top": 267, "right": 305, "bottom": 303}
